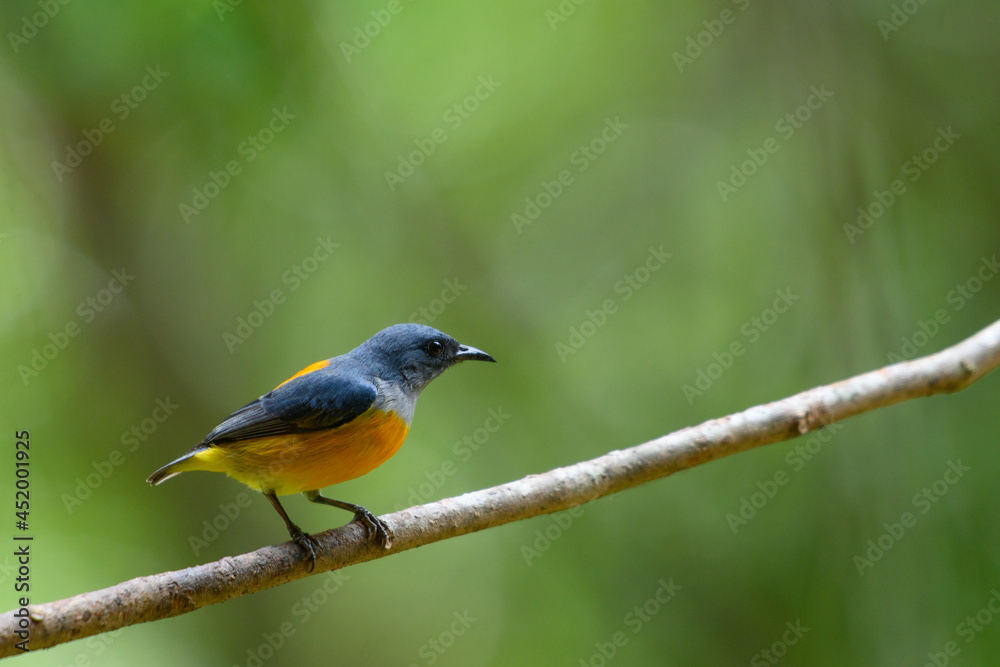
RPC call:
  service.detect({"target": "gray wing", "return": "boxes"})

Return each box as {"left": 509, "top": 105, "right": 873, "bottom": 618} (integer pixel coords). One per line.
{"left": 199, "top": 368, "right": 378, "bottom": 445}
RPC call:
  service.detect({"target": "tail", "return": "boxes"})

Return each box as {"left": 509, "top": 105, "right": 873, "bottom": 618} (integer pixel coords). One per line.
{"left": 147, "top": 447, "right": 211, "bottom": 485}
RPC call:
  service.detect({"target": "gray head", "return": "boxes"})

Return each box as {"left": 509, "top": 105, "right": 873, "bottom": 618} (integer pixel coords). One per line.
{"left": 354, "top": 323, "right": 495, "bottom": 391}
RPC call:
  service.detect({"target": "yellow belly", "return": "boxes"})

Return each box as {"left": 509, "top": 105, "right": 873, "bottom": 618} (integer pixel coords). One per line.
{"left": 189, "top": 408, "right": 409, "bottom": 495}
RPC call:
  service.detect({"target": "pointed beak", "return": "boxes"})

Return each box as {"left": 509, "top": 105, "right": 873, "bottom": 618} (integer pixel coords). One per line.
{"left": 455, "top": 344, "right": 496, "bottom": 363}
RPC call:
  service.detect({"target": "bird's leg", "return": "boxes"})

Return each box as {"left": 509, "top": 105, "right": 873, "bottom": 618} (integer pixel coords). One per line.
{"left": 304, "top": 490, "right": 393, "bottom": 549}
{"left": 265, "top": 491, "right": 320, "bottom": 571}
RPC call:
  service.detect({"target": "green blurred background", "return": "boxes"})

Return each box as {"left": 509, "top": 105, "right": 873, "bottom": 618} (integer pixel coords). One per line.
{"left": 2, "top": 0, "right": 999, "bottom": 665}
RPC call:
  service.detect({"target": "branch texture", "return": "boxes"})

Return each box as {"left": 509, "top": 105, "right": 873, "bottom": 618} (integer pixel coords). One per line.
{"left": 3, "top": 318, "right": 1000, "bottom": 658}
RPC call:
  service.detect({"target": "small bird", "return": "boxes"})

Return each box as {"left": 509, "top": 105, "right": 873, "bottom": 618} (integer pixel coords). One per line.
{"left": 147, "top": 323, "right": 495, "bottom": 568}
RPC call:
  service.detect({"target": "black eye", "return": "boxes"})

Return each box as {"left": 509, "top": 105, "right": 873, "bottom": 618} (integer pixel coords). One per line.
{"left": 425, "top": 340, "right": 444, "bottom": 357}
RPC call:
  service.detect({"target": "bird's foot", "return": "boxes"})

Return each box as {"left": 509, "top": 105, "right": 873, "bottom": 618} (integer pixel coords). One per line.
{"left": 288, "top": 526, "right": 322, "bottom": 571}
{"left": 353, "top": 507, "right": 392, "bottom": 549}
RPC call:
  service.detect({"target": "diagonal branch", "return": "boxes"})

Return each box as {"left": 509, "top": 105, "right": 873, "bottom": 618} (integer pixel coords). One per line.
{"left": 3, "top": 318, "right": 1000, "bottom": 658}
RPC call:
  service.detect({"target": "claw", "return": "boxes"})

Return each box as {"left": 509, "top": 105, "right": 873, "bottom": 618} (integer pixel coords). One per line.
{"left": 353, "top": 508, "right": 393, "bottom": 549}
{"left": 288, "top": 526, "right": 321, "bottom": 571}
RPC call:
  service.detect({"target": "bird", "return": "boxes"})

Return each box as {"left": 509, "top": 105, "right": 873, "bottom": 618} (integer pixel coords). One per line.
{"left": 147, "top": 323, "right": 495, "bottom": 569}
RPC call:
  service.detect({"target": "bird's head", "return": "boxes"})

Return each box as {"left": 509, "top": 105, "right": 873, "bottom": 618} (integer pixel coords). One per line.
{"left": 359, "top": 323, "right": 495, "bottom": 391}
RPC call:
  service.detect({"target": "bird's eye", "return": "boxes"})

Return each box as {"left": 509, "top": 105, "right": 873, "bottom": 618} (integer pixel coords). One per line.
{"left": 425, "top": 340, "right": 444, "bottom": 357}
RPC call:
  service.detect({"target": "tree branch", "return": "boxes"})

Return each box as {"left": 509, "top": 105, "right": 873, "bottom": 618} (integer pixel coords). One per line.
{"left": 4, "top": 318, "right": 1000, "bottom": 658}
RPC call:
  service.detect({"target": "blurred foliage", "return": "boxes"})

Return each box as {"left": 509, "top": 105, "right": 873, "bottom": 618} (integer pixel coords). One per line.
{"left": 2, "top": 0, "right": 1000, "bottom": 665}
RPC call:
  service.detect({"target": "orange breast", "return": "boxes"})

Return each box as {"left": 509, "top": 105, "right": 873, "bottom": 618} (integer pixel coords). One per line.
{"left": 208, "top": 408, "right": 410, "bottom": 495}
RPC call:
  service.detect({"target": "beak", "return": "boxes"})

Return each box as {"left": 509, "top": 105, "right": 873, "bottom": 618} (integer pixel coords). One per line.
{"left": 455, "top": 344, "right": 496, "bottom": 363}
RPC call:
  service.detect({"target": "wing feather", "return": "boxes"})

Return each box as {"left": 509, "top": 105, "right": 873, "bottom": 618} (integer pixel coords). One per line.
{"left": 200, "top": 367, "right": 378, "bottom": 445}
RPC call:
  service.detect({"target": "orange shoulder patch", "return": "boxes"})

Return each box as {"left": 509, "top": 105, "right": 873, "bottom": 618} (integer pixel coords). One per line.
{"left": 275, "top": 359, "right": 330, "bottom": 389}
